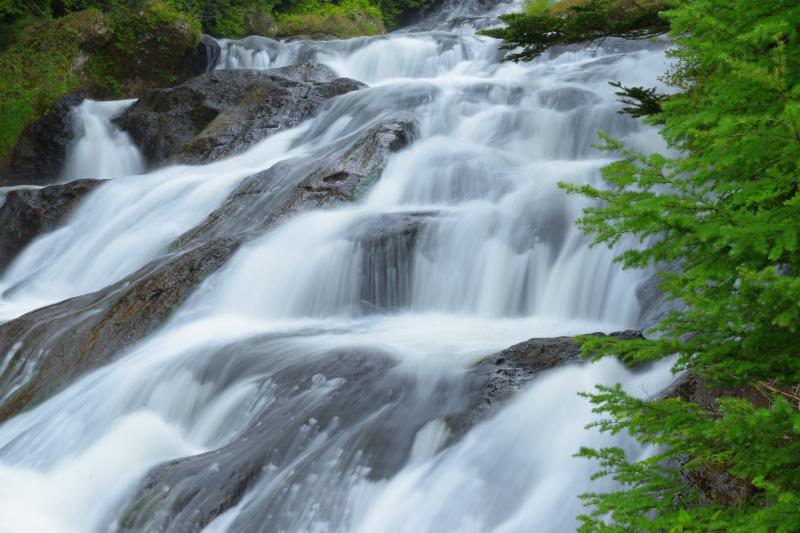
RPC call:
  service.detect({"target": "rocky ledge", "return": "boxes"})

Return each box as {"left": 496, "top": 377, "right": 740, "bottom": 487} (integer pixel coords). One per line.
{"left": 0, "top": 106, "right": 413, "bottom": 422}
{"left": 113, "top": 63, "right": 366, "bottom": 167}
{"left": 448, "top": 330, "right": 644, "bottom": 437}
{"left": 0, "top": 179, "right": 104, "bottom": 272}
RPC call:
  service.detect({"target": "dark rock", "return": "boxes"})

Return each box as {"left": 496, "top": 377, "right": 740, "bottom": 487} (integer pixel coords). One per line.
{"left": 0, "top": 92, "right": 85, "bottom": 186}
{"left": 449, "top": 330, "right": 644, "bottom": 437}
{"left": 680, "top": 460, "right": 757, "bottom": 506}
{"left": 0, "top": 179, "right": 103, "bottom": 273}
{"left": 115, "top": 346, "right": 466, "bottom": 532}
{"left": 0, "top": 115, "right": 414, "bottom": 422}
{"left": 113, "top": 65, "right": 365, "bottom": 167}
{"left": 173, "top": 115, "right": 417, "bottom": 248}
{"left": 192, "top": 34, "right": 221, "bottom": 75}
{"left": 346, "top": 211, "right": 433, "bottom": 311}
{"left": 268, "top": 62, "right": 338, "bottom": 83}
{"left": 455, "top": 337, "right": 583, "bottom": 434}
{"left": 0, "top": 237, "right": 241, "bottom": 422}
{"left": 661, "top": 372, "right": 769, "bottom": 417}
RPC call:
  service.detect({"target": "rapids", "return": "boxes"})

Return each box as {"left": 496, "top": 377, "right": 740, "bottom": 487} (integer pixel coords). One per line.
{"left": 0, "top": 1, "right": 674, "bottom": 532}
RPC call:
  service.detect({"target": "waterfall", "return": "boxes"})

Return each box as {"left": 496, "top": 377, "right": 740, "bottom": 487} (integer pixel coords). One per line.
{"left": 61, "top": 99, "right": 146, "bottom": 182}
{"left": 0, "top": 2, "right": 675, "bottom": 532}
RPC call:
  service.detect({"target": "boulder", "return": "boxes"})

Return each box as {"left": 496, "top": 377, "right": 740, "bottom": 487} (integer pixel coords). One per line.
{"left": 449, "top": 330, "right": 643, "bottom": 436}
{"left": 0, "top": 92, "right": 85, "bottom": 187}
{"left": 244, "top": 7, "right": 277, "bottom": 37}
{"left": 0, "top": 179, "right": 103, "bottom": 272}
{"left": 345, "top": 211, "right": 433, "bottom": 311}
{"left": 114, "top": 346, "right": 465, "bottom": 532}
{"left": 113, "top": 65, "right": 365, "bottom": 167}
{"left": 192, "top": 34, "right": 221, "bottom": 75}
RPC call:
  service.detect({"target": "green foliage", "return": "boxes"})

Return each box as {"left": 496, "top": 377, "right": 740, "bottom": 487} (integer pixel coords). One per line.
{"left": 0, "top": 0, "right": 24, "bottom": 20}
{"left": 608, "top": 81, "right": 666, "bottom": 118}
{"left": 0, "top": 0, "right": 203, "bottom": 160}
{"left": 275, "top": 0, "right": 383, "bottom": 38}
{"left": 481, "top": 0, "right": 669, "bottom": 62}
{"left": 0, "top": 0, "right": 404, "bottom": 161}
{"left": 576, "top": 391, "right": 800, "bottom": 532}
{"left": 0, "top": 11, "right": 86, "bottom": 161}
{"left": 0, "top": 0, "right": 417, "bottom": 36}
{"left": 550, "top": 0, "right": 800, "bottom": 530}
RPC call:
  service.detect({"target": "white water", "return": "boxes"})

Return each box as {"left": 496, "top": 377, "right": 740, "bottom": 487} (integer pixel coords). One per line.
{"left": 61, "top": 99, "right": 145, "bottom": 182}
{"left": 0, "top": 1, "right": 675, "bottom": 532}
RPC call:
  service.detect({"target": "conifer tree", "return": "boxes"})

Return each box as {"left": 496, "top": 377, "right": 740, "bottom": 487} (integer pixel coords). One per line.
{"left": 550, "top": 0, "right": 800, "bottom": 530}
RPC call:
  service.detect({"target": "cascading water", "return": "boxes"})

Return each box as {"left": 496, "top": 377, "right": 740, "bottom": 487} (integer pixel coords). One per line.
{"left": 0, "top": 2, "right": 676, "bottom": 532}
{"left": 61, "top": 99, "right": 146, "bottom": 182}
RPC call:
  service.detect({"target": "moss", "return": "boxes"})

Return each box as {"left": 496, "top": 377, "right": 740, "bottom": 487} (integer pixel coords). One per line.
{"left": 0, "top": 0, "right": 393, "bottom": 162}
{"left": 0, "top": 1, "right": 203, "bottom": 161}
{"left": 0, "top": 12, "right": 88, "bottom": 162}
{"left": 276, "top": 0, "right": 384, "bottom": 38}
{"left": 89, "top": 0, "right": 201, "bottom": 94}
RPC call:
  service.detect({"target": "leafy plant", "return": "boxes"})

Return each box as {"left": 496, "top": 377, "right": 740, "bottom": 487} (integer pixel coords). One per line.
{"left": 480, "top": 0, "right": 669, "bottom": 62}
{"left": 608, "top": 81, "right": 666, "bottom": 118}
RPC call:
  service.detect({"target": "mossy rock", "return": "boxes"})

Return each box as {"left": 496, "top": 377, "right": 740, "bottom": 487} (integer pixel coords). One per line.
{"left": 0, "top": 1, "right": 206, "bottom": 165}
{"left": 86, "top": 0, "right": 202, "bottom": 97}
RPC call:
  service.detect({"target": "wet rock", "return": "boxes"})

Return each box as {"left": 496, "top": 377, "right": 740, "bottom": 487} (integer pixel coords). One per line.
{"left": 449, "top": 330, "right": 643, "bottom": 436}
{"left": 192, "top": 34, "right": 221, "bottom": 75}
{"left": 115, "top": 345, "right": 466, "bottom": 532}
{"left": 113, "top": 65, "right": 365, "bottom": 167}
{"left": 636, "top": 263, "right": 684, "bottom": 335}
{"left": 347, "top": 211, "right": 433, "bottom": 310}
{"left": 0, "top": 179, "right": 103, "bottom": 272}
{"left": 173, "top": 115, "right": 417, "bottom": 248}
{"left": 538, "top": 86, "right": 601, "bottom": 111}
{"left": 0, "top": 116, "right": 414, "bottom": 422}
{"left": 0, "top": 237, "right": 241, "bottom": 422}
{"left": 0, "top": 92, "right": 85, "bottom": 186}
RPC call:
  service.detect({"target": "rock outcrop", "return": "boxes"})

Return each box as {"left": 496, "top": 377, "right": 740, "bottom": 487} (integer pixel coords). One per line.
{"left": 636, "top": 263, "right": 685, "bottom": 334}
{"left": 0, "top": 179, "right": 103, "bottom": 272}
{"left": 113, "top": 64, "right": 366, "bottom": 167}
{"left": 114, "top": 348, "right": 433, "bottom": 532}
{"left": 0, "top": 237, "right": 241, "bottom": 423}
{"left": 172, "top": 114, "right": 416, "bottom": 248}
{"left": 0, "top": 92, "right": 85, "bottom": 187}
{"left": 449, "top": 330, "right": 644, "bottom": 436}
{"left": 0, "top": 107, "right": 413, "bottom": 423}
{"left": 192, "top": 34, "right": 221, "bottom": 75}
